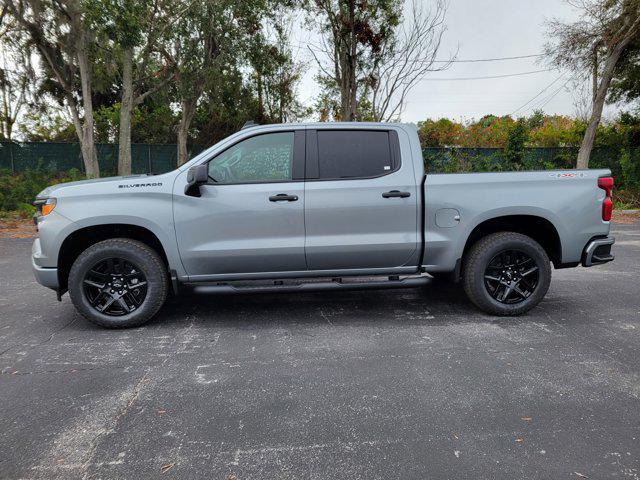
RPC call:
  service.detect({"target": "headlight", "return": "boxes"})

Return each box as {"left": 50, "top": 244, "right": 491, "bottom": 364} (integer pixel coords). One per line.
{"left": 34, "top": 197, "right": 57, "bottom": 217}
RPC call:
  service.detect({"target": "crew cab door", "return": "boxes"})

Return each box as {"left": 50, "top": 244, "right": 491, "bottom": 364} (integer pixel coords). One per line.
{"left": 173, "top": 130, "right": 307, "bottom": 278}
{"left": 304, "top": 128, "right": 419, "bottom": 270}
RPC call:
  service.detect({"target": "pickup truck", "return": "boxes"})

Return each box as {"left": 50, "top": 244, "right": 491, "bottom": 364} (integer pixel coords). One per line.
{"left": 32, "top": 122, "right": 615, "bottom": 328}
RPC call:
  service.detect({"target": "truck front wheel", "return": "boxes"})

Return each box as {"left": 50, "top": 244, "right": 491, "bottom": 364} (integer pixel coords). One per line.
{"left": 462, "top": 232, "right": 551, "bottom": 316}
{"left": 68, "top": 239, "right": 168, "bottom": 328}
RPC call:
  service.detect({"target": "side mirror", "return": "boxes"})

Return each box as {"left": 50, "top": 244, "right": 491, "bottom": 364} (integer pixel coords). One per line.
{"left": 185, "top": 164, "right": 209, "bottom": 197}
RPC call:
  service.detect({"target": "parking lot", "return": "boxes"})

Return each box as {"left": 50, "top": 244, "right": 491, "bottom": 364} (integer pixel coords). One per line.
{"left": 1, "top": 221, "right": 639, "bottom": 479}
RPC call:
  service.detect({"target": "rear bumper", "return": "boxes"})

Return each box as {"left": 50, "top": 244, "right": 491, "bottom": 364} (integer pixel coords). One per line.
{"left": 582, "top": 236, "right": 615, "bottom": 267}
{"left": 32, "top": 239, "right": 59, "bottom": 289}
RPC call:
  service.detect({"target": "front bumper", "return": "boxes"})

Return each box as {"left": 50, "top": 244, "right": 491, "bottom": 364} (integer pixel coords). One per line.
{"left": 32, "top": 239, "right": 59, "bottom": 289}
{"left": 582, "top": 236, "right": 615, "bottom": 267}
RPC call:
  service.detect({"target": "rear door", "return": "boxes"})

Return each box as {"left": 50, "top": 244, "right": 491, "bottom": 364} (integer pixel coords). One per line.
{"left": 174, "top": 129, "right": 307, "bottom": 278}
{"left": 303, "top": 128, "right": 419, "bottom": 271}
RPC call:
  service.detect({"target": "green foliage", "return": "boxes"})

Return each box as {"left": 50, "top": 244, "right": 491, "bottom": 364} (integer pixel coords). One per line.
{"left": 0, "top": 164, "right": 85, "bottom": 213}
{"left": 417, "top": 118, "right": 462, "bottom": 147}
{"left": 503, "top": 119, "right": 529, "bottom": 169}
{"left": 421, "top": 113, "right": 640, "bottom": 207}
{"left": 306, "top": 0, "right": 401, "bottom": 120}
{"left": 609, "top": 38, "right": 640, "bottom": 105}
{"left": 619, "top": 149, "right": 640, "bottom": 192}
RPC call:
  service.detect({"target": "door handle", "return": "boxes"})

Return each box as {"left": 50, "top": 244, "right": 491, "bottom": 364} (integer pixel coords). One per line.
{"left": 269, "top": 193, "right": 298, "bottom": 202}
{"left": 382, "top": 190, "right": 411, "bottom": 198}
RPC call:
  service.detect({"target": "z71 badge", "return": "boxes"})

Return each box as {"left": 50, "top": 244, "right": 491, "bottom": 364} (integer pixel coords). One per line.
{"left": 548, "top": 172, "right": 585, "bottom": 179}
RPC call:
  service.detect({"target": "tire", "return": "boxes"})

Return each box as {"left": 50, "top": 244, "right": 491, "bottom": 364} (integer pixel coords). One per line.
{"left": 462, "top": 232, "right": 551, "bottom": 316}
{"left": 68, "top": 239, "right": 168, "bottom": 328}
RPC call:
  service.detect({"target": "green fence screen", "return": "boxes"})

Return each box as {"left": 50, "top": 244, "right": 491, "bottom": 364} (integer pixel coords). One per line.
{"left": 423, "top": 146, "right": 623, "bottom": 178}
{"left": 0, "top": 141, "right": 625, "bottom": 179}
{"left": 0, "top": 142, "right": 207, "bottom": 175}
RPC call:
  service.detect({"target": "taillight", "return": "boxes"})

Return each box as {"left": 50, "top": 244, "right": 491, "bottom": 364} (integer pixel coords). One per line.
{"left": 598, "top": 177, "right": 613, "bottom": 221}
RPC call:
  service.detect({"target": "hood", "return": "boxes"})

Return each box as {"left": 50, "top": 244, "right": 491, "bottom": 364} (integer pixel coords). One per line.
{"left": 36, "top": 174, "right": 152, "bottom": 199}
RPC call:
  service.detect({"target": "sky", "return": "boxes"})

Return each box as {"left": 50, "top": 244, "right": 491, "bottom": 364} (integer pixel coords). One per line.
{"left": 290, "top": 0, "right": 622, "bottom": 123}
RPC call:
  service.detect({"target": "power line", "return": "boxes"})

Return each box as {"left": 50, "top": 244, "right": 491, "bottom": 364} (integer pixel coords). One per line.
{"left": 421, "top": 69, "right": 555, "bottom": 81}
{"left": 511, "top": 75, "right": 565, "bottom": 115}
{"left": 295, "top": 40, "right": 544, "bottom": 63}
{"left": 533, "top": 77, "right": 575, "bottom": 111}
{"left": 433, "top": 54, "right": 543, "bottom": 63}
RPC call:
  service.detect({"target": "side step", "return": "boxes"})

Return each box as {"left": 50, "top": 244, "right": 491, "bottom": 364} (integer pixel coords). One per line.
{"left": 186, "top": 275, "right": 432, "bottom": 296}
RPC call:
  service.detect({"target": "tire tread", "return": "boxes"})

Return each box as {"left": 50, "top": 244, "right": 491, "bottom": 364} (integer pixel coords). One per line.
{"left": 462, "top": 232, "right": 551, "bottom": 316}
{"left": 68, "top": 238, "right": 167, "bottom": 328}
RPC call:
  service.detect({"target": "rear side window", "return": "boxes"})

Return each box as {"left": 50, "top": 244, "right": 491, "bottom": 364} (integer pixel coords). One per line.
{"left": 316, "top": 130, "right": 396, "bottom": 179}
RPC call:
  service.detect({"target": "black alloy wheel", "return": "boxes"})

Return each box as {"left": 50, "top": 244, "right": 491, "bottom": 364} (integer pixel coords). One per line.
{"left": 462, "top": 232, "right": 551, "bottom": 316}
{"left": 483, "top": 249, "right": 539, "bottom": 304}
{"left": 83, "top": 257, "right": 148, "bottom": 315}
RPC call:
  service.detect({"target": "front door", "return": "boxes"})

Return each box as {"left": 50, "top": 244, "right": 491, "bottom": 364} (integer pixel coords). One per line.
{"left": 303, "top": 128, "right": 419, "bottom": 271}
{"left": 174, "top": 130, "right": 307, "bottom": 279}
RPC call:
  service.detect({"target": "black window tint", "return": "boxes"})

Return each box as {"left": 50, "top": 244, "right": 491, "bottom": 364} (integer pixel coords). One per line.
{"left": 317, "top": 130, "right": 394, "bottom": 179}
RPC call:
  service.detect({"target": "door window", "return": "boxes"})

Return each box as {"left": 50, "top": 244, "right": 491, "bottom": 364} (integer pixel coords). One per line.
{"left": 208, "top": 132, "right": 294, "bottom": 184}
{"left": 316, "top": 130, "right": 395, "bottom": 179}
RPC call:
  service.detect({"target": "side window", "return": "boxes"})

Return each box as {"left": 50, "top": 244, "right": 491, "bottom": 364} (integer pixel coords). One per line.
{"left": 316, "top": 130, "right": 394, "bottom": 179}
{"left": 208, "top": 132, "right": 294, "bottom": 184}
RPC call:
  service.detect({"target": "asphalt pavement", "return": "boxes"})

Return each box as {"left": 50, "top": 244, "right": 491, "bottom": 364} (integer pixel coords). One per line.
{"left": 1, "top": 222, "right": 639, "bottom": 479}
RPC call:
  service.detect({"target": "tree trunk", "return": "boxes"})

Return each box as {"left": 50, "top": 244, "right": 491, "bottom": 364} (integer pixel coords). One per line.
{"left": 577, "top": 45, "right": 625, "bottom": 169}
{"left": 177, "top": 99, "right": 196, "bottom": 166}
{"left": 75, "top": 32, "right": 99, "bottom": 177}
{"left": 118, "top": 47, "right": 134, "bottom": 176}
{"left": 338, "top": 53, "right": 358, "bottom": 121}
{"left": 256, "top": 72, "right": 264, "bottom": 123}
{"left": 7, "top": 0, "right": 99, "bottom": 175}
{"left": 336, "top": 0, "right": 358, "bottom": 121}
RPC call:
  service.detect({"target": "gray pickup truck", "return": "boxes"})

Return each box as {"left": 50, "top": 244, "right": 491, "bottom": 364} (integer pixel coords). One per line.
{"left": 32, "top": 122, "right": 615, "bottom": 328}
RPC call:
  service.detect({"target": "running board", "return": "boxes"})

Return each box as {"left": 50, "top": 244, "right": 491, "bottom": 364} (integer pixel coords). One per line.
{"left": 186, "top": 276, "right": 432, "bottom": 295}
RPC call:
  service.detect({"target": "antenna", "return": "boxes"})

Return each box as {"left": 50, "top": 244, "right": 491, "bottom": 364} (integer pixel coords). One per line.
{"left": 241, "top": 121, "right": 259, "bottom": 130}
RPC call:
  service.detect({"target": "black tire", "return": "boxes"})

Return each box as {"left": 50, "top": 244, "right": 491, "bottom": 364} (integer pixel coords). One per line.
{"left": 68, "top": 239, "right": 168, "bottom": 328}
{"left": 462, "top": 232, "right": 551, "bottom": 316}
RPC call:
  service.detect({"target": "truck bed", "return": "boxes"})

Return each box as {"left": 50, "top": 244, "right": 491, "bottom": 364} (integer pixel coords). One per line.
{"left": 422, "top": 169, "right": 612, "bottom": 272}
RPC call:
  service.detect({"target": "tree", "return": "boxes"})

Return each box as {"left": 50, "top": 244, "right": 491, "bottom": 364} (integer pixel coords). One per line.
{"left": 162, "top": 0, "right": 230, "bottom": 166}
{"left": 6, "top": 0, "right": 100, "bottom": 176}
{"left": 503, "top": 118, "right": 529, "bottom": 168}
{"left": 417, "top": 118, "right": 461, "bottom": 147}
{"left": 0, "top": 8, "right": 34, "bottom": 141}
{"left": 95, "top": 0, "right": 178, "bottom": 175}
{"left": 545, "top": 0, "right": 640, "bottom": 168}
{"left": 307, "top": 0, "right": 400, "bottom": 121}
{"left": 367, "top": 0, "right": 453, "bottom": 121}
{"left": 608, "top": 39, "right": 640, "bottom": 103}
{"left": 165, "top": 0, "right": 297, "bottom": 165}
{"left": 247, "top": 15, "right": 307, "bottom": 124}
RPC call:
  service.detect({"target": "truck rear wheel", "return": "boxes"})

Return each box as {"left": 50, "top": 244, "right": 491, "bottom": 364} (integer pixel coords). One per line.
{"left": 68, "top": 239, "right": 168, "bottom": 328}
{"left": 462, "top": 232, "right": 551, "bottom": 316}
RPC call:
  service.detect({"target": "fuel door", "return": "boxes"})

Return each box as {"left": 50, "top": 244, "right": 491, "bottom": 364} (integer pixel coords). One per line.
{"left": 435, "top": 208, "right": 461, "bottom": 228}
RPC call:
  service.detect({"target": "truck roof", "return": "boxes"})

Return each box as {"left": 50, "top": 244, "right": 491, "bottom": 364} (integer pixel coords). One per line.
{"left": 241, "top": 121, "right": 413, "bottom": 131}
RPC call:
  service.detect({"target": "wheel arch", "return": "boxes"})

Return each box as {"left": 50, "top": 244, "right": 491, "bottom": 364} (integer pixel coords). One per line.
{"left": 58, "top": 224, "right": 170, "bottom": 291}
{"left": 461, "top": 214, "right": 563, "bottom": 268}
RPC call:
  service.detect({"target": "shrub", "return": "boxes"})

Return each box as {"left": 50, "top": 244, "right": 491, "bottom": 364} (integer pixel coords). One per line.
{"left": 0, "top": 165, "right": 85, "bottom": 215}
